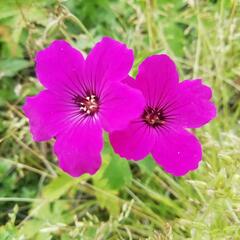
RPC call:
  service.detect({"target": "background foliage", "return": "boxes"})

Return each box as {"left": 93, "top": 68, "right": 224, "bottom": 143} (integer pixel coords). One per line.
{"left": 0, "top": 0, "right": 240, "bottom": 239}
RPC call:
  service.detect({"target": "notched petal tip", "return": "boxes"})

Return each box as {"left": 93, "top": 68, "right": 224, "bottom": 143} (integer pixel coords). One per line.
{"left": 35, "top": 39, "right": 85, "bottom": 91}
{"left": 22, "top": 90, "right": 71, "bottom": 142}
{"left": 22, "top": 96, "right": 45, "bottom": 142}
{"left": 92, "top": 36, "right": 134, "bottom": 60}
{"left": 101, "top": 36, "right": 133, "bottom": 53}
{"left": 35, "top": 39, "right": 71, "bottom": 62}
{"left": 138, "top": 53, "right": 177, "bottom": 72}
{"left": 162, "top": 160, "right": 201, "bottom": 177}
{"left": 175, "top": 79, "right": 217, "bottom": 128}
{"left": 181, "top": 79, "right": 214, "bottom": 100}
{"left": 59, "top": 156, "right": 102, "bottom": 178}
{"left": 85, "top": 36, "right": 134, "bottom": 84}
{"left": 135, "top": 53, "right": 179, "bottom": 106}
{"left": 54, "top": 123, "right": 103, "bottom": 178}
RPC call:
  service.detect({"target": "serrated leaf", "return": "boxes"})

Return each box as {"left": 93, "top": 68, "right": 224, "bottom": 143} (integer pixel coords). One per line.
{"left": 103, "top": 155, "right": 132, "bottom": 190}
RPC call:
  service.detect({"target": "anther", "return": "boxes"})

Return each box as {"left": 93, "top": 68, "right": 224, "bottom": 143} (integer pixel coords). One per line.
{"left": 74, "top": 94, "right": 99, "bottom": 116}
{"left": 142, "top": 107, "right": 166, "bottom": 128}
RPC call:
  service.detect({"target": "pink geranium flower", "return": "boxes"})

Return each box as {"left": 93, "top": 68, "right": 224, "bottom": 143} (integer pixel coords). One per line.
{"left": 23, "top": 37, "right": 145, "bottom": 177}
{"left": 110, "top": 54, "right": 217, "bottom": 176}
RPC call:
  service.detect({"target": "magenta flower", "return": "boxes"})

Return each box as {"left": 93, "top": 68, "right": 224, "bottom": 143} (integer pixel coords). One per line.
{"left": 110, "top": 54, "right": 217, "bottom": 176}
{"left": 23, "top": 37, "right": 145, "bottom": 177}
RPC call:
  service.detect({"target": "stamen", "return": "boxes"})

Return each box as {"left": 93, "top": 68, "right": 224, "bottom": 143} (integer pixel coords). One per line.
{"left": 74, "top": 93, "right": 99, "bottom": 116}
{"left": 142, "top": 107, "right": 166, "bottom": 128}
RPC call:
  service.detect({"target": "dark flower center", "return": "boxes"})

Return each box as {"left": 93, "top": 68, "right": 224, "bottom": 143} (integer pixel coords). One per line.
{"left": 74, "top": 94, "right": 99, "bottom": 116}
{"left": 142, "top": 107, "right": 166, "bottom": 128}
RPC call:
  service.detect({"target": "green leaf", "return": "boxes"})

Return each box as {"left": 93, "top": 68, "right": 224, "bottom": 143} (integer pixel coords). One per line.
{"left": 92, "top": 153, "right": 120, "bottom": 217}
{"left": 103, "top": 155, "right": 132, "bottom": 190}
{"left": 19, "top": 219, "right": 50, "bottom": 240}
{"left": 164, "top": 23, "right": 185, "bottom": 57}
{"left": 0, "top": 77, "right": 17, "bottom": 106}
{"left": 0, "top": 59, "right": 32, "bottom": 78}
{"left": 138, "top": 156, "right": 156, "bottom": 174}
{"left": 41, "top": 172, "right": 85, "bottom": 201}
{"left": 28, "top": 173, "right": 86, "bottom": 219}
{"left": 22, "top": 173, "right": 86, "bottom": 238}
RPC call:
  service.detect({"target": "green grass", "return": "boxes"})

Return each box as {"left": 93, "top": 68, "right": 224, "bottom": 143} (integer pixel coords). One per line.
{"left": 0, "top": 0, "right": 240, "bottom": 239}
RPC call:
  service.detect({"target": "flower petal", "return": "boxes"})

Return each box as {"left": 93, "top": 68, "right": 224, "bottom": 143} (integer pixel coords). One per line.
{"left": 136, "top": 54, "right": 179, "bottom": 107}
{"left": 85, "top": 36, "right": 134, "bottom": 93}
{"left": 110, "top": 121, "right": 156, "bottom": 160}
{"left": 99, "top": 82, "right": 145, "bottom": 132}
{"left": 122, "top": 75, "right": 137, "bottom": 88}
{"left": 54, "top": 121, "right": 103, "bottom": 177}
{"left": 23, "top": 90, "right": 72, "bottom": 141}
{"left": 173, "top": 79, "right": 217, "bottom": 128}
{"left": 36, "top": 40, "right": 85, "bottom": 94}
{"left": 151, "top": 129, "right": 202, "bottom": 176}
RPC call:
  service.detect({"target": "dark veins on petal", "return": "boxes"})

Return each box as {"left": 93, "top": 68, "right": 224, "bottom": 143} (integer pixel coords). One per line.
{"left": 74, "top": 92, "right": 100, "bottom": 116}
{"left": 142, "top": 104, "right": 176, "bottom": 129}
{"left": 142, "top": 106, "right": 166, "bottom": 128}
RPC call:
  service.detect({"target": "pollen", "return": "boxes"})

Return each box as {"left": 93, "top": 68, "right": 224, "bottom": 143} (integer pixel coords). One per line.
{"left": 74, "top": 94, "right": 99, "bottom": 116}
{"left": 142, "top": 107, "right": 166, "bottom": 128}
